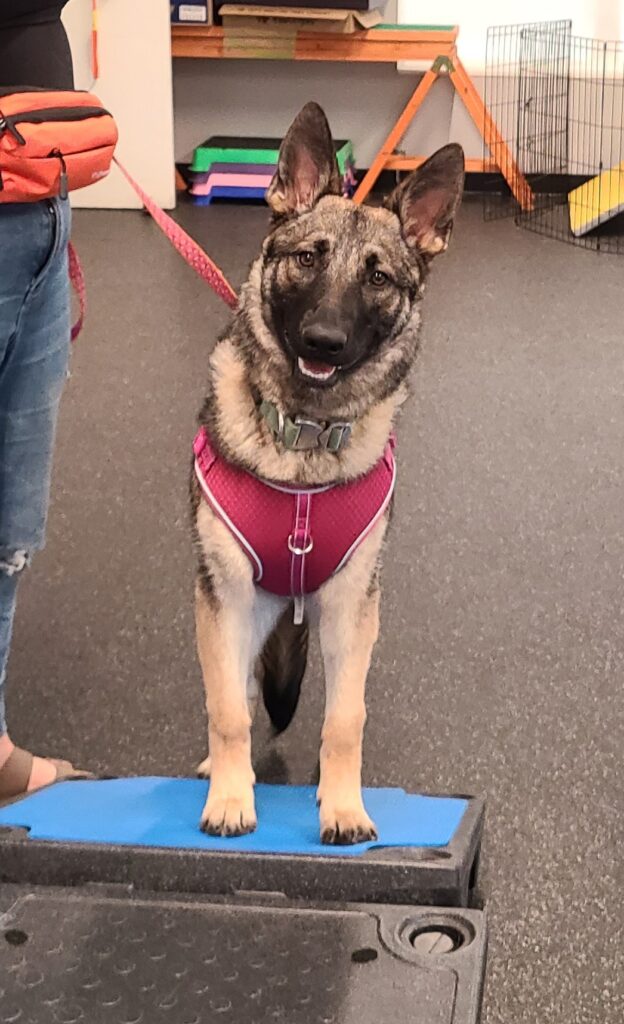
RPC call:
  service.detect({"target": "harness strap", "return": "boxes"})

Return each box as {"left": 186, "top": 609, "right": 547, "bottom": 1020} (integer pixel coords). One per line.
{"left": 288, "top": 492, "right": 313, "bottom": 625}
{"left": 193, "top": 427, "right": 396, "bottom": 621}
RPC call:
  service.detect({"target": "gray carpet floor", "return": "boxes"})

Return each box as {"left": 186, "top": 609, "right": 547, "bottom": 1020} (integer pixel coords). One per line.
{"left": 4, "top": 198, "right": 622, "bottom": 1023}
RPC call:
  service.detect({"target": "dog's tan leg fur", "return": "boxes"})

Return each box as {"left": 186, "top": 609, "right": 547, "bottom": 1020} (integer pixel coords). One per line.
{"left": 195, "top": 582, "right": 257, "bottom": 835}
{"left": 194, "top": 500, "right": 284, "bottom": 834}
{"left": 317, "top": 519, "right": 386, "bottom": 844}
{"left": 196, "top": 677, "right": 259, "bottom": 781}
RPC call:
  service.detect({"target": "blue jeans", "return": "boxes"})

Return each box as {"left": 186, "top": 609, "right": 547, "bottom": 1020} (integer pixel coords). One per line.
{"left": 0, "top": 197, "right": 71, "bottom": 736}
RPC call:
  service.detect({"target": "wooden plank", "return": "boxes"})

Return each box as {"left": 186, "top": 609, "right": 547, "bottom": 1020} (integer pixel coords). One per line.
{"left": 172, "top": 26, "right": 224, "bottom": 58}
{"left": 171, "top": 24, "right": 458, "bottom": 61}
{"left": 294, "top": 34, "right": 454, "bottom": 62}
{"left": 324, "top": 26, "right": 458, "bottom": 42}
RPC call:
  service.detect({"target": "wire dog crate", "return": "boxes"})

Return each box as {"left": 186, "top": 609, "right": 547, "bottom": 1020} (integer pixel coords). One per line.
{"left": 484, "top": 20, "right": 624, "bottom": 253}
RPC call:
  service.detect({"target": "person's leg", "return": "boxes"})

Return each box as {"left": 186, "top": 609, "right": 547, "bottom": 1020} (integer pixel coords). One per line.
{"left": 0, "top": 197, "right": 76, "bottom": 792}
{"left": 0, "top": 569, "right": 19, "bottom": 739}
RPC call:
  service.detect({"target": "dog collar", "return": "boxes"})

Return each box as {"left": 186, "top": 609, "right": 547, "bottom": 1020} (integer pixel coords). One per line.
{"left": 259, "top": 399, "right": 352, "bottom": 453}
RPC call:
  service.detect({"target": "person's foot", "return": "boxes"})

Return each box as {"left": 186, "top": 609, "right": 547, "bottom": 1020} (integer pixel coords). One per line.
{"left": 0, "top": 733, "right": 91, "bottom": 803}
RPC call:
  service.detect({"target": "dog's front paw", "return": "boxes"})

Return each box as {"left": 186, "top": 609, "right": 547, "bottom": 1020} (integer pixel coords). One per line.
{"left": 319, "top": 800, "right": 378, "bottom": 846}
{"left": 200, "top": 786, "right": 257, "bottom": 838}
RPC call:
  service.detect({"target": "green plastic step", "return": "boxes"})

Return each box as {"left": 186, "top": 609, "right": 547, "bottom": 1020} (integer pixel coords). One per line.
{"left": 191, "top": 136, "right": 354, "bottom": 174}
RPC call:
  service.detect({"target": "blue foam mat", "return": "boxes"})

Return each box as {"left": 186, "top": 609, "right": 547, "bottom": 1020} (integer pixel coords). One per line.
{"left": 0, "top": 778, "right": 467, "bottom": 857}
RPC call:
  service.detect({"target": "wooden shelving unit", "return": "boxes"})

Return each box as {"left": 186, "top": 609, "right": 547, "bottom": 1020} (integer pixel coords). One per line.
{"left": 172, "top": 23, "right": 458, "bottom": 62}
{"left": 171, "top": 22, "right": 532, "bottom": 208}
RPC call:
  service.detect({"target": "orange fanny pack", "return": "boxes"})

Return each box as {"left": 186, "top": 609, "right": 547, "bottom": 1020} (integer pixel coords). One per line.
{"left": 0, "top": 87, "right": 118, "bottom": 203}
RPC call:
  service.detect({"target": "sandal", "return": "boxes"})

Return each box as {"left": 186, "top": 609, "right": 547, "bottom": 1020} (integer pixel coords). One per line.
{"left": 0, "top": 746, "right": 93, "bottom": 807}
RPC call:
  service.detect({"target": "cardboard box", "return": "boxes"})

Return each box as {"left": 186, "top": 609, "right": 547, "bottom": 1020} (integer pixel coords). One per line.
{"left": 171, "top": 2, "right": 212, "bottom": 23}
{"left": 219, "top": 5, "right": 381, "bottom": 33}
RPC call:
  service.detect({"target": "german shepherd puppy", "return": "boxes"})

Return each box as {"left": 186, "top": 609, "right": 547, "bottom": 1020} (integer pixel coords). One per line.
{"left": 191, "top": 102, "right": 464, "bottom": 844}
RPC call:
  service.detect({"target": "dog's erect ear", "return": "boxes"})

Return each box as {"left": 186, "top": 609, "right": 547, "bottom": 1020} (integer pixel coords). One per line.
{"left": 385, "top": 144, "right": 465, "bottom": 257}
{"left": 267, "top": 102, "right": 341, "bottom": 217}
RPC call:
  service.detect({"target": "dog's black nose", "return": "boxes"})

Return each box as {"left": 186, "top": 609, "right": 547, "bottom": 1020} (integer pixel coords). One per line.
{"left": 301, "top": 324, "right": 347, "bottom": 359}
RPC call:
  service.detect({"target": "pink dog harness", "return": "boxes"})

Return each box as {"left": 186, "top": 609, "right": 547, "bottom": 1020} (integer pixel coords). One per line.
{"left": 193, "top": 426, "right": 396, "bottom": 622}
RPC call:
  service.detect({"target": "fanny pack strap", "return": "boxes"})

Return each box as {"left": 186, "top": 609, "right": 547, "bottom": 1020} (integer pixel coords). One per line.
{"left": 69, "top": 157, "right": 239, "bottom": 341}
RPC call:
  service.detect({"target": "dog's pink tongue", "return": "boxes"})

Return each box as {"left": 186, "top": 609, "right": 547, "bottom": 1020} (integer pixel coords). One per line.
{"left": 301, "top": 359, "right": 334, "bottom": 374}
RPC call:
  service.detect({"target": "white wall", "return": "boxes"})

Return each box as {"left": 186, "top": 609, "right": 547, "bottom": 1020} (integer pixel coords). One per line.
{"left": 63, "top": 0, "right": 175, "bottom": 209}
{"left": 397, "top": 1, "right": 622, "bottom": 74}
{"left": 394, "top": 2, "right": 624, "bottom": 162}
{"left": 173, "top": 59, "right": 447, "bottom": 165}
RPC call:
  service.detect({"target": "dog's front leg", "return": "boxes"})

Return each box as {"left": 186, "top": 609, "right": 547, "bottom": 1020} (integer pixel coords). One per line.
{"left": 317, "top": 522, "right": 385, "bottom": 845}
{"left": 195, "top": 579, "right": 257, "bottom": 837}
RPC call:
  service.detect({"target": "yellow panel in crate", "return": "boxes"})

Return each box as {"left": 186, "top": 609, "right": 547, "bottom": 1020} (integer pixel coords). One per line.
{"left": 569, "top": 161, "right": 624, "bottom": 237}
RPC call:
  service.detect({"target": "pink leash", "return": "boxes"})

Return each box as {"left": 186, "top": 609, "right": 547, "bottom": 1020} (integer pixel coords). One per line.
{"left": 69, "top": 158, "right": 239, "bottom": 339}
{"left": 68, "top": 241, "right": 86, "bottom": 341}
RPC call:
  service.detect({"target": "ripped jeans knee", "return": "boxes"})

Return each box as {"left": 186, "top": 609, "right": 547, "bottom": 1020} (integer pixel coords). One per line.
{"left": 0, "top": 549, "right": 31, "bottom": 578}
{"left": 0, "top": 549, "right": 28, "bottom": 735}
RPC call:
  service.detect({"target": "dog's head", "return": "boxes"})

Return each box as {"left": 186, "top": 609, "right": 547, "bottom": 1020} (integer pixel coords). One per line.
{"left": 244, "top": 102, "right": 464, "bottom": 415}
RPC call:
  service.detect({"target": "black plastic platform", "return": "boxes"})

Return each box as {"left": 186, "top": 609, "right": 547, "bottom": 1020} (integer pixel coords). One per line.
{"left": 0, "top": 792, "right": 484, "bottom": 907}
{"left": 0, "top": 783, "right": 487, "bottom": 1021}
{"left": 0, "top": 885, "right": 486, "bottom": 1024}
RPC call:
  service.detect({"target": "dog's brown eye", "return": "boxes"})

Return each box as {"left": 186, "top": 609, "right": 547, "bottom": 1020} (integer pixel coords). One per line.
{"left": 298, "top": 251, "right": 315, "bottom": 268}
{"left": 370, "top": 269, "right": 388, "bottom": 288}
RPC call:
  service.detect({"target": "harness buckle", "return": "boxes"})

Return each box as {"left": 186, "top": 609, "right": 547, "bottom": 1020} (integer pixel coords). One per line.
{"left": 290, "top": 418, "right": 324, "bottom": 451}
{"left": 290, "top": 418, "right": 351, "bottom": 452}
{"left": 319, "top": 422, "right": 352, "bottom": 453}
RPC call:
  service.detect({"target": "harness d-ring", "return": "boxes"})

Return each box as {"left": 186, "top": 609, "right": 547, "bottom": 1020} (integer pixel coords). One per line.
{"left": 288, "top": 533, "right": 314, "bottom": 556}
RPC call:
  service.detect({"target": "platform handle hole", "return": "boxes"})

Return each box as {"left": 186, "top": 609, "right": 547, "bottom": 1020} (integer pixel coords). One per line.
{"left": 4, "top": 929, "right": 28, "bottom": 947}
{"left": 351, "top": 947, "right": 378, "bottom": 964}
{"left": 408, "top": 925, "right": 465, "bottom": 955}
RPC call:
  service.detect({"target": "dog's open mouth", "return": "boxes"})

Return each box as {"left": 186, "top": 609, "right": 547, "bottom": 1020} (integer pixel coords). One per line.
{"left": 297, "top": 357, "right": 337, "bottom": 383}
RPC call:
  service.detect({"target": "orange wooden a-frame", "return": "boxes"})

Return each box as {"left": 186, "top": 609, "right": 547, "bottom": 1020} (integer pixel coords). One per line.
{"left": 354, "top": 52, "right": 533, "bottom": 210}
